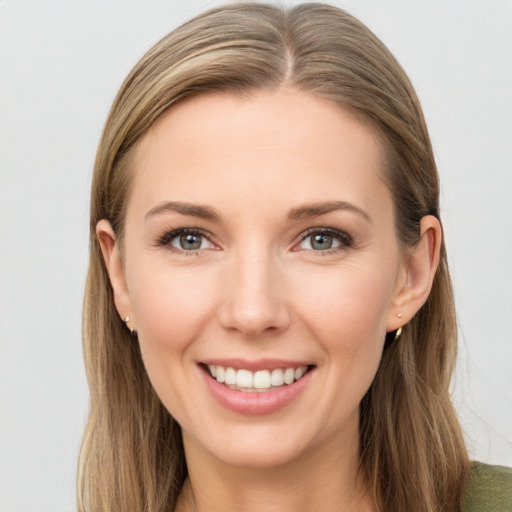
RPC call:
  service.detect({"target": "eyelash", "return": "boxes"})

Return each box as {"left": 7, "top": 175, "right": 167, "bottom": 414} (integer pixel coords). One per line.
{"left": 297, "top": 227, "right": 354, "bottom": 255}
{"left": 156, "top": 226, "right": 354, "bottom": 255}
{"left": 156, "top": 228, "right": 214, "bottom": 255}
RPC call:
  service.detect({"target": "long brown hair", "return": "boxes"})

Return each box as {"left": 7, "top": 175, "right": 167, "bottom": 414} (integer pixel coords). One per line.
{"left": 79, "top": 3, "right": 470, "bottom": 511}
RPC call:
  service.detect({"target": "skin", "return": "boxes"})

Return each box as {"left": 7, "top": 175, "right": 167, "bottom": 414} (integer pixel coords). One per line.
{"left": 98, "top": 88, "right": 441, "bottom": 512}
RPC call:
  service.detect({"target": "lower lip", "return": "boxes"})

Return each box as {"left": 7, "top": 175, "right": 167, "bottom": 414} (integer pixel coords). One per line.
{"left": 201, "top": 367, "right": 314, "bottom": 415}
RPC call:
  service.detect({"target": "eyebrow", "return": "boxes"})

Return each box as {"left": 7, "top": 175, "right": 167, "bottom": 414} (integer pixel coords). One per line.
{"left": 145, "top": 199, "right": 371, "bottom": 223}
{"left": 145, "top": 201, "right": 220, "bottom": 221}
{"left": 287, "top": 200, "right": 372, "bottom": 223}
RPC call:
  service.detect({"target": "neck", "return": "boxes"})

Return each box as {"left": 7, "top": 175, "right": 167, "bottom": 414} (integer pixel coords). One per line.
{"left": 175, "top": 430, "right": 373, "bottom": 512}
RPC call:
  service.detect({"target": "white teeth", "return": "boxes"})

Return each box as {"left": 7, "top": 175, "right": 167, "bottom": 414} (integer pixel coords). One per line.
{"left": 209, "top": 365, "right": 309, "bottom": 391}
{"left": 236, "top": 369, "right": 253, "bottom": 388}
{"left": 283, "top": 368, "right": 295, "bottom": 385}
{"left": 294, "top": 367, "right": 306, "bottom": 380}
{"left": 271, "top": 368, "right": 284, "bottom": 386}
{"left": 224, "top": 367, "right": 236, "bottom": 385}
{"left": 253, "top": 370, "right": 271, "bottom": 389}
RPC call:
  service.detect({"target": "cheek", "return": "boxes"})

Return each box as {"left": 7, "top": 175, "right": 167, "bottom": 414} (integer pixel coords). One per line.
{"left": 125, "top": 262, "right": 218, "bottom": 411}
{"left": 129, "top": 261, "right": 218, "bottom": 347}
{"left": 296, "top": 265, "right": 391, "bottom": 379}
{"left": 300, "top": 267, "right": 391, "bottom": 408}
{"left": 294, "top": 263, "right": 393, "bottom": 346}
{"left": 127, "top": 264, "right": 220, "bottom": 423}
{"left": 284, "top": 265, "right": 393, "bottom": 432}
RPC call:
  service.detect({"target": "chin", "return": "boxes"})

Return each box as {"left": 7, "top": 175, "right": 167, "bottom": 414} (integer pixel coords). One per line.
{"left": 184, "top": 418, "right": 331, "bottom": 471}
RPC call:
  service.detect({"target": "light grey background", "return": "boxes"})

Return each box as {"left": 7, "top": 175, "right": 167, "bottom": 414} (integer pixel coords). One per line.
{"left": 1, "top": 1, "right": 511, "bottom": 511}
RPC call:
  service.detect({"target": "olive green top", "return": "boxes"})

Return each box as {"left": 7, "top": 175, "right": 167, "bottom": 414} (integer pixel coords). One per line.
{"left": 464, "top": 462, "right": 512, "bottom": 511}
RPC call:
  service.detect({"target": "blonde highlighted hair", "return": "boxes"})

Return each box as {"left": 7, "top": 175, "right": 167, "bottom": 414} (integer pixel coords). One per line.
{"left": 80, "top": 3, "right": 470, "bottom": 511}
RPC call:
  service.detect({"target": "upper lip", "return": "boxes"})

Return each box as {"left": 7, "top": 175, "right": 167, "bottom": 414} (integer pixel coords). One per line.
{"left": 199, "top": 358, "right": 314, "bottom": 371}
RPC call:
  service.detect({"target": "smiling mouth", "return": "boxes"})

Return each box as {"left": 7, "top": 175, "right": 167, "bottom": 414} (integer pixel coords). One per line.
{"left": 203, "top": 364, "right": 314, "bottom": 393}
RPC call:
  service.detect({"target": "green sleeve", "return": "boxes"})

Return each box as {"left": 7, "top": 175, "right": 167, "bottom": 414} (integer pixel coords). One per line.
{"left": 463, "top": 461, "right": 512, "bottom": 512}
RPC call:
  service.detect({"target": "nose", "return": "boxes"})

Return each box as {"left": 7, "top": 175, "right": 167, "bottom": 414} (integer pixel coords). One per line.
{"left": 218, "top": 251, "right": 290, "bottom": 338}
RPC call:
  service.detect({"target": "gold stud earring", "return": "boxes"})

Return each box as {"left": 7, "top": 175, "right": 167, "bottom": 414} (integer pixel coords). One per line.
{"left": 394, "top": 313, "right": 403, "bottom": 340}
{"left": 123, "top": 316, "right": 137, "bottom": 336}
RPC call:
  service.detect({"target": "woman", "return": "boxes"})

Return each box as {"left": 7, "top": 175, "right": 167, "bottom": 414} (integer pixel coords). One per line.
{"left": 79, "top": 3, "right": 511, "bottom": 511}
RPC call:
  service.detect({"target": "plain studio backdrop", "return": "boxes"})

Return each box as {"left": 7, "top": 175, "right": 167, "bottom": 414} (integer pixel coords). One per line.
{"left": 0, "top": 1, "right": 511, "bottom": 511}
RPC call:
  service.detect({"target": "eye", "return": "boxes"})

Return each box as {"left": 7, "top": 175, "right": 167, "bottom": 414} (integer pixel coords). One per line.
{"left": 158, "top": 228, "right": 216, "bottom": 253}
{"left": 297, "top": 228, "right": 352, "bottom": 253}
{"left": 172, "top": 233, "right": 210, "bottom": 251}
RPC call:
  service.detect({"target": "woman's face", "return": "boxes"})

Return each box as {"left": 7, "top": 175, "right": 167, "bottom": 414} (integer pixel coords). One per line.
{"left": 101, "top": 89, "right": 415, "bottom": 468}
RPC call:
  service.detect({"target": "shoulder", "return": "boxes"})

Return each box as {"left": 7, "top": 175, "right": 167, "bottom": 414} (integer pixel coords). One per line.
{"left": 463, "top": 461, "right": 512, "bottom": 512}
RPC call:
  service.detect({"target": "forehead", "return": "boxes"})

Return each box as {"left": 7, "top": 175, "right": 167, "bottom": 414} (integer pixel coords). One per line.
{"left": 129, "top": 88, "right": 391, "bottom": 221}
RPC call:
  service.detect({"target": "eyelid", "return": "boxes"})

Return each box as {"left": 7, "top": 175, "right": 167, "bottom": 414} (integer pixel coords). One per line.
{"left": 155, "top": 225, "right": 354, "bottom": 254}
{"left": 156, "top": 227, "right": 219, "bottom": 253}
{"left": 293, "top": 226, "right": 354, "bottom": 253}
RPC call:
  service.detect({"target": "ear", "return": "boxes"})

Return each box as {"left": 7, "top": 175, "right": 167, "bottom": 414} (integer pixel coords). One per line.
{"left": 96, "top": 219, "right": 134, "bottom": 324}
{"left": 386, "top": 215, "right": 442, "bottom": 331}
